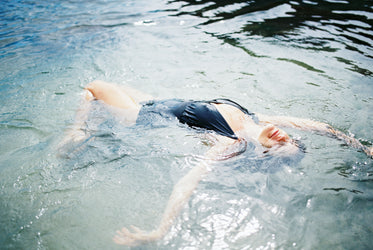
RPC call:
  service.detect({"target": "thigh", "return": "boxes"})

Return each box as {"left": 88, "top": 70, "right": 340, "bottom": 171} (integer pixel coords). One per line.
{"left": 119, "top": 85, "right": 154, "bottom": 103}
{"left": 86, "top": 80, "right": 140, "bottom": 110}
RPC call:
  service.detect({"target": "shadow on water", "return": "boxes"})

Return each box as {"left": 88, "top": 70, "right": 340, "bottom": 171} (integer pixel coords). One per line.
{"left": 334, "top": 160, "right": 373, "bottom": 181}
{"left": 169, "top": 0, "right": 373, "bottom": 75}
{"left": 1, "top": 0, "right": 372, "bottom": 249}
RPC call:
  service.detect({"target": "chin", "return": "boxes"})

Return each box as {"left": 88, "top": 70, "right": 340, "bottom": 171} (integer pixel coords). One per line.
{"left": 268, "top": 141, "right": 301, "bottom": 156}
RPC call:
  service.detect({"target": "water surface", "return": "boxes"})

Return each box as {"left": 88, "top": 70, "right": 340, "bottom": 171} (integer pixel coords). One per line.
{"left": 0, "top": 0, "right": 372, "bottom": 249}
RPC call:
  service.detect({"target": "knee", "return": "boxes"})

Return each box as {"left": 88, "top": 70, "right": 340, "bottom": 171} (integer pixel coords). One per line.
{"left": 85, "top": 80, "right": 109, "bottom": 98}
{"left": 84, "top": 89, "right": 94, "bottom": 101}
{"left": 86, "top": 80, "right": 105, "bottom": 92}
{"left": 85, "top": 82, "right": 97, "bottom": 98}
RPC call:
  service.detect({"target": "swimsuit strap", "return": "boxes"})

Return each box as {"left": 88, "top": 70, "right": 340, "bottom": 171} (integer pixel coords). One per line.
{"left": 209, "top": 98, "right": 259, "bottom": 123}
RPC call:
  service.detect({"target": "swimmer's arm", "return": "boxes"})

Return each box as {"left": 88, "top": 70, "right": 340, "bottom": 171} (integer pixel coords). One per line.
{"left": 256, "top": 113, "right": 331, "bottom": 131}
{"left": 113, "top": 139, "right": 237, "bottom": 246}
{"left": 257, "top": 113, "right": 373, "bottom": 157}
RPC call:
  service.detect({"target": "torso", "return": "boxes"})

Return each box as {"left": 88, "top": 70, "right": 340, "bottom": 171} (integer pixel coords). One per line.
{"left": 212, "top": 103, "right": 249, "bottom": 133}
{"left": 137, "top": 99, "right": 256, "bottom": 140}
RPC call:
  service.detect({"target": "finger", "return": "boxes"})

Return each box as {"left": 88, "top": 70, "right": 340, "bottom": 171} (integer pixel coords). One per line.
{"left": 113, "top": 235, "right": 128, "bottom": 245}
{"left": 120, "top": 227, "right": 137, "bottom": 239}
{"left": 130, "top": 225, "right": 144, "bottom": 234}
{"left": 113, "top": 234, "right": 138, "bottom": 246}
{"left": 115, "top": 229, "right": 127, "bottom": 238}
{"left": 116, "top": 227, "right": 135, "bottom": 240}
{"left": 120, "top": 227, "right": 132, "bottom": 235}
{"left": 113, "top": 235, "right": 138, "bottom": 247}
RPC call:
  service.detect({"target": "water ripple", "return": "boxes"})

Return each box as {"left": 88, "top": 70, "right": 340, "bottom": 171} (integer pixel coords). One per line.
{"left": 170, "top": 0, "right": 373, "bottom": 75}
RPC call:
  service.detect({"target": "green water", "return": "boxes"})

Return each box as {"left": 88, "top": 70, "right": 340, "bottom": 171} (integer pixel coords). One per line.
{"left": 0, "top": 0, "right": 372, "bottom": 249}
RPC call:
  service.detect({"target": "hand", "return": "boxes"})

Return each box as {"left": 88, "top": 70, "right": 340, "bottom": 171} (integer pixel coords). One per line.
{"left": 113, "top": 226, "right": 160, "bottom": 246}
{"left": 363, "top": 146, "right": 373, "bottom": 158}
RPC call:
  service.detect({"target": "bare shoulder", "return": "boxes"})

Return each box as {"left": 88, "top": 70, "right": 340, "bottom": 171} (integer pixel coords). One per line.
{"left": 213, "top": 103, "right": 247, "bottom": 132}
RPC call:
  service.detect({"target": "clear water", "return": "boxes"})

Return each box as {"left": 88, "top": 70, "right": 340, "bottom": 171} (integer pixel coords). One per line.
{"left": 1, "top": 0, "right": 372, "bottom": 249}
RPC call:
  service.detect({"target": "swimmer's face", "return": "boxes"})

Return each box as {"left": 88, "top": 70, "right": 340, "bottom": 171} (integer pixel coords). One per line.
{"left": 258, "top": 124, "right": 290, "bottom": 148}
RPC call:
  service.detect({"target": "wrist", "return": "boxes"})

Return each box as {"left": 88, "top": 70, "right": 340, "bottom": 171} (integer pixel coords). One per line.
{"left": 147, "top": 229, "right": 163, "bottom": 241}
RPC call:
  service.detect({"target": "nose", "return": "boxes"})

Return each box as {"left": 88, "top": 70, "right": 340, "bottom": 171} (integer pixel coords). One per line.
{"left": 262, "top": 124, "right": 289, "bottom": 141}
{"left": 263, "top": 124, "right": 276, "bottom": 135}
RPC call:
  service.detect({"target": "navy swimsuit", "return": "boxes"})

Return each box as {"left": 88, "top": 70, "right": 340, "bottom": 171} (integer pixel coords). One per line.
{"left": 136, "top": 99, "right": 258, "bottom": 139}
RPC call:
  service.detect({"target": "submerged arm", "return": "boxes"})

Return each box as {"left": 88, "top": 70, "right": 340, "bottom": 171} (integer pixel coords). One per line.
{"left": 113, "top": 138, "right": 238, "bottom": 246}
{"left": 257, "top": 113, "right": 372, "bottom": 157}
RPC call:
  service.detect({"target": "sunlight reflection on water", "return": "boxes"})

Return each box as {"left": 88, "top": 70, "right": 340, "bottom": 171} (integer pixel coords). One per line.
{"left": 0, "top": 0, "right": 372, "bottom": 249}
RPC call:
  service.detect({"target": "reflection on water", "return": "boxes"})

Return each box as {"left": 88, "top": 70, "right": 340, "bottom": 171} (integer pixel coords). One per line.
{"left": 0, "top": 0, "right": 372, "bottom": 249}
{"left": 170, "top": 0, "right": 373, "bottom": 75}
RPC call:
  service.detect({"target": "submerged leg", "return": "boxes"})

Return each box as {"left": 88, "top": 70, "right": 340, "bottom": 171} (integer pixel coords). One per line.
{"left": 118, "top": 84, "right": 154, "bottom": 104}
{"left": 58, "top": 80, "right": 151, "bottom": 155}
{"left": 85, "top": 80, "right": 150, "bottom": 110}
{"left": 69, "top": 80, "right": 152, "bottom": 130}
{"left": 86, "top": 80, "right": 153, "bottom": 124}
{"left": 57, "top": 90, "right": 95, "bottom": 156}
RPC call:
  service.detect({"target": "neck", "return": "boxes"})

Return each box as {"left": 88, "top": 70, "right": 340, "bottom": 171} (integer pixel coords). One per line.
{"left": 237, "top": 121, "right": 300, "bottom": 156}
{"left": 235, "top": 119, "right": 262, "bottom": 142}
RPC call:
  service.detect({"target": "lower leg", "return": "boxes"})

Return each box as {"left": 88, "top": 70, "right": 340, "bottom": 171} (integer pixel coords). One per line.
{"left": 57, "top": 90, "right": 93, "bottom": 153}
{"left": 59, "top": 81, "right": 148, "bottom": 149}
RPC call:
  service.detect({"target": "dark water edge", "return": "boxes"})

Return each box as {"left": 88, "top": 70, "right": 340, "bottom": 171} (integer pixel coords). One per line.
{"left": 169, "top": 0, "right": 373, "bottom": 76}
{"left": 0, "top": 0, "right": 372, "bottom": 249}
